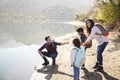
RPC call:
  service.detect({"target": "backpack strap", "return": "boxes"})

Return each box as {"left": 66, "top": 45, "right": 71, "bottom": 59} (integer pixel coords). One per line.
{"left": 95, "top": 24, "right": 109, "bottom": 36}
{"left": 72, "top": 47, "right": 78, "bottom": 50}
{"left": 72, "top": 47, "right": 81, "bottom": 52}
{"left": 95, "top": 24, "right": 104, "bottom": 35}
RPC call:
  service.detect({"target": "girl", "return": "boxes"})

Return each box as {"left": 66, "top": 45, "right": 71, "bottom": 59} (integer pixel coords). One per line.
{"left": 70, "top": 38, "right": 85, "bottom": 80}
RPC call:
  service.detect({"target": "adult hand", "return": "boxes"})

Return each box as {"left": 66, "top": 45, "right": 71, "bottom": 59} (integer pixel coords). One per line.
{"left": 82, "top": 42, "right": 86, "bottom": 46}
{"left": 66, "top": 42, "right": 69, "bottom": 44}
{"left": 71, "top": 64, "right": 73, "bottom": 67}
{"left": 61, "top": 42, "right": 69, "bottom": 45}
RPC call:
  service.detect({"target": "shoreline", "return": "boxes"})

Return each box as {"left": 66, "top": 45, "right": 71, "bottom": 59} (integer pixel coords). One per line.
{"left": 31, "top": 31, "right": 120, "bottom": 80}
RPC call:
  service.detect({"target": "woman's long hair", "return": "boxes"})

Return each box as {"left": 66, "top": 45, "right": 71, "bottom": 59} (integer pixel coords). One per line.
{"left": 86, "top": 19, "right": 95, "bottom": 36}
{"left": 73, "top": 38, "right": 81, "bottom": 48}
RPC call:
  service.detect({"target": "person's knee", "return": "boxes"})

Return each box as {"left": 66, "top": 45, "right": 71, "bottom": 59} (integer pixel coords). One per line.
{"left": 38, "top": 51, "right": 45, "bottom": 57}
{"left": 38, "top": 50, "right": 40, "bottom": 53}
{"left": 51, "top": 54, "right": 57, "bottom": 59}
{"left": 38, "top": 50, "right": 42, "bottom": 54}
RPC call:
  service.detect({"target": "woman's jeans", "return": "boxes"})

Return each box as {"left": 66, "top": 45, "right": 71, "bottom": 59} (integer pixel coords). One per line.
{"left": 73, "top": 66, "right": 79, "bottom": 80}
{"left": 97, "top": 42, "right": 108, "bottom": 65}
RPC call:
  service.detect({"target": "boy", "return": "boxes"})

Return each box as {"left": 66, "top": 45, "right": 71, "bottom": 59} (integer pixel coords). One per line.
{"left": 76, "top": 27, "right": 87, "bottom": 68}
{"left": 76, "top": 27, "right": 87, "bottom": 44}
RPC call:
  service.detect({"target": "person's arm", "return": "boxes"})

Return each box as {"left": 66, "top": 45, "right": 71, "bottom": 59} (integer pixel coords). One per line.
{"left": 38, "top": 44, "right": 45, "bottom": 53}
{"left": 70, "top": 48, "right": 78, "bottom": 66}
{"left": 83, "top": 27, "right": 96, "bottom": 46}
{"left": 60, "top": 42, "right": 69, "bottom": 45}
{"left": 55, "top": 41, "right": 69, "bottom": 46}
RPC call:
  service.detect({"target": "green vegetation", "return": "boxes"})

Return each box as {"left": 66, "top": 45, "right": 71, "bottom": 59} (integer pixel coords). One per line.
{"left": 75, "top": 0, "right": 120, "bottom": 31}
{"left": 96, "top": 0, "right": 120, "bottom": 25}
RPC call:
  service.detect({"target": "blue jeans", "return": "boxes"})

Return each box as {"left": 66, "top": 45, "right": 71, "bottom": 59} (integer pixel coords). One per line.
{"left": 50, "top": 53, "right": 57, "bottom": 60}
{"left": 73, "top": 66, "right": 80, "bottom": 80}
{"left": 97, "top": 42, "right": 108, "bottom": 65}
{"left": 41, "top": 52, "right": 57, "bottom": 60}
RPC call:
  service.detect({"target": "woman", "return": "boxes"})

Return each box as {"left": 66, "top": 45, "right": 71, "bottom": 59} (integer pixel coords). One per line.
{"left": 83, "top": 19, "right": 109, "bottom": 71}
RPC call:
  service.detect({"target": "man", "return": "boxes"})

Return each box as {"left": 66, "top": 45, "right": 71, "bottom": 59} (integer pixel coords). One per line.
{"left": 38, "top": 36, "right": 69, "bottom": 66}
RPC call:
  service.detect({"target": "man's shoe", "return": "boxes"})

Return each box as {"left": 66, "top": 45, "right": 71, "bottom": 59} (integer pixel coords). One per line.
{"left": 42, "top": 57, "right": 49, "bottom": 66}
{"left": 42, "top": 61, "right": 49, "bottom": 66}
{"left": 52, "top": 59, "right": 56, "bottom": 65}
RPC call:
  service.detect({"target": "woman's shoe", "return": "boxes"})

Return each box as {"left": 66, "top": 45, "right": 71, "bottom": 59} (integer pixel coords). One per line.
{"left": 94, "top": 66, "right": 103, "bottom": 72}
{"left": 93, "top": 62, "right": 99, "bottom": 69}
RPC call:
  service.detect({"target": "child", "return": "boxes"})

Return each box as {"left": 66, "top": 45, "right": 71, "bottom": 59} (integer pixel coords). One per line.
{"left": 76, "top": 27, "right": 87, "bottom": 44}
{"left": 70, "top": 38, "right": 85, "bottom": 80}
{"left": 76, "top": 27, "right": 87, "bottom": 68}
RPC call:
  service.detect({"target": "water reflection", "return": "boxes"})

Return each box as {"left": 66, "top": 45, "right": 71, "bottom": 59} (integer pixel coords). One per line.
{"left": 0, "top": 22, "right": 73, "bottom": 46}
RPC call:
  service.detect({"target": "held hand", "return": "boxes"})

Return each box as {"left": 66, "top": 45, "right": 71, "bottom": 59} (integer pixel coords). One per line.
{"left": 82, "top": 42, "right": 86, "bottom": 46}
{"left": 66, "top": 42, "right": 69, "bottom": 44}
{"left": 61, "top": 42, "right": 69, "bottom": 45}
{"left": 82, "top": 41, "right": 89, "bottom": 46}
{"left": 71, "top": 64, "right": 73, "bottom": 67}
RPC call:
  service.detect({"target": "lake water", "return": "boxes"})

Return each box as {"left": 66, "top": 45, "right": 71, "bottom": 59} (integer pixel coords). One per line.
{"left": 0, "top": 22, "right": 74, "bottom": 80}
{"left": 0, "top": 45, "right": 43, "bottom": 80}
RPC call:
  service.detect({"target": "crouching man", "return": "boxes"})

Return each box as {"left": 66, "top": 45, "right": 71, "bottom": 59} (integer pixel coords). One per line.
{"left": 38, "top": 36, "right": 69, "bottom": 66}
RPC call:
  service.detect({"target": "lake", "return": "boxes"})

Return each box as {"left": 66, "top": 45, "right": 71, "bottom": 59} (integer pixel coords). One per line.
{"left": 0, "top": 22, "right": 75, "bottom": 80}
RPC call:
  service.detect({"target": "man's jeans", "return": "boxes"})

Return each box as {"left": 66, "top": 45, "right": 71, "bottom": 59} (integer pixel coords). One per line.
{"left": 41, "top": 52, "right": 57, "bottom": 60}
